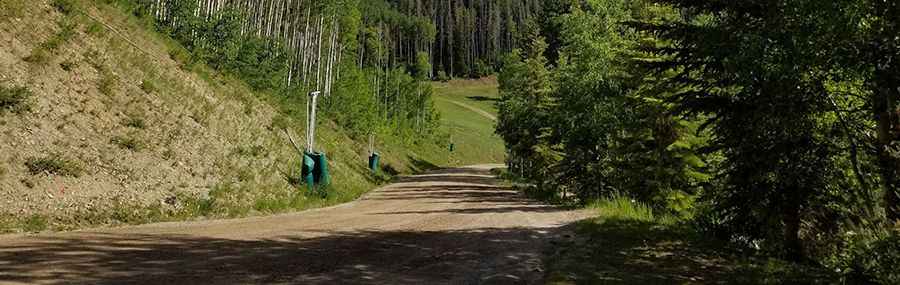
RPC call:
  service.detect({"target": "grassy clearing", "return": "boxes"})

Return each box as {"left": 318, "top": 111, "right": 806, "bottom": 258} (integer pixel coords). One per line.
{"left": 431, "top": 78, "right": 505, "bottom": 165}
{"left": 431, "top": 78, "right": 501, "bottom": 115}
{"left": 545, "top": 196, "right": 835, "bottom": 284}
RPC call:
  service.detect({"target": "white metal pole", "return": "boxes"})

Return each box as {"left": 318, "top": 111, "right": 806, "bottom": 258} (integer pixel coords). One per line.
{"left": 307, "top": 91, "right": 321, "bottom": 152}
{"left": 306, "top": 93, "right": 312, "bottom": 152}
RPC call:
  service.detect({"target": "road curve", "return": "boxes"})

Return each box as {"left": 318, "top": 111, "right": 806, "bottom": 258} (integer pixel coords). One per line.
{"left": 0, "top": 165, "right": 592, "bottom": 285}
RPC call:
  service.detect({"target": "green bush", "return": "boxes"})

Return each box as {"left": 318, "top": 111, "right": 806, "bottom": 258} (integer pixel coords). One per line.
{"left": 123, "top": 115, "right": 146, "bottom": 129}
{"left": 51, "top": 0, "right": 76, "bottom": 15}
{"left": 25, "top": 155, "right": 83, "bottom": 177}
{"left": 437, "top": 70, "right": 451, "bottom": 82}
{"left": 474, "top": 59, "right": 493, "bottom": 78}
{"left": 59, "top": 60, "right": 77, "bottom": 71}
{"left": 853, "top": 231, "right": 900, "bottom": 284}
{"left": 97, "top": 66, "right": 117, "bottom": 96}
{"left": 0, "top": 85, "right": 32, "bottom": 114}
{"left": 86, "top": 21, "right": 104, "bottom": 35}
{"left": 111, "top": 135, "right": 144, "bottom": 151}
{"left": 22, "top": 215, "right": 49, "bottom": 232}
{"left": 139, "top": 79, "right": 158, "bottom": 94}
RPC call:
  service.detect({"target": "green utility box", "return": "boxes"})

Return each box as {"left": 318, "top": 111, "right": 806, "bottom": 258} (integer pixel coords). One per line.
{"left": 306, "top": 151, "right": 330, "bottom": 186}
{"left": 301, "top": 153, "right": 316, "bottom": 191}
{"left": 368, "top": 152, "right": 380, "bottom": 174}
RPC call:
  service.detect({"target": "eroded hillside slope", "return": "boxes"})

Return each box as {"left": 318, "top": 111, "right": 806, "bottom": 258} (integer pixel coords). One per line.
{"left": 0, "top": 0, "right": 442, "bottom": 232}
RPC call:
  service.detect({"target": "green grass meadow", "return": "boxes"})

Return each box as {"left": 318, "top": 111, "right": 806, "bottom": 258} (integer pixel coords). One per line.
{"left": 431, "top": 78, "right": 505, "bottom": 165}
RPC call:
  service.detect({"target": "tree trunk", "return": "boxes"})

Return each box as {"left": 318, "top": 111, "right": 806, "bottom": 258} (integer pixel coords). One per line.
{"left": 874, "top": 68, "right": 900, "bottom": 222}
{"left": 782, "top": 188, "right": 804, "bottom": 262}
{"left": 871, "top": 1, "right": 900, "bottom": 222}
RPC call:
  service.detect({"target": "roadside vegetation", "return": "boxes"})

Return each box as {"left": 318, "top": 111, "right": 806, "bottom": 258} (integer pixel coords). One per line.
{"left": 497, "top": 0, "right": 900, "bottom": 283}
{"left": 546, "top": 197, "right": 836, "bottom": 284}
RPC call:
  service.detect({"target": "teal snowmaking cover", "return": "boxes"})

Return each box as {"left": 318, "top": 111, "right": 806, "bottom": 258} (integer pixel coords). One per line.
{"left": 301, "top": 153, "right": 316, "bottom": 190}
{"left": 368, "top": 152, "right": 380, "bottom": 174}
{"left": 307, "top": 152, "right": 330, "bottom": 186}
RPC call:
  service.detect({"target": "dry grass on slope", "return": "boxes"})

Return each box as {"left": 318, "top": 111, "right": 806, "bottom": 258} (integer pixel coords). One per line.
{"left": 0, "top": 0, "right": 385, "bottom": 233}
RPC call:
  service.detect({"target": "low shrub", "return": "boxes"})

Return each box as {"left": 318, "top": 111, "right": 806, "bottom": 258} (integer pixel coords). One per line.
{"left": 51, "top": 0, "right": 76, "bottom": 15}
{"left": 24, "top": 19, "right": 76, "bottom": 64}
{"left": 123, "top": 116, "right": 146, "bottom": 129}
{"left": 139, "top": 79, "right": 158, "bottom": 94}
{"left": 25, "top": 155, "right": 82, "bottom": 177}
{"left": 22, "top": 215, "right": 49, "bottom": 232}
{"left": 436, "top": 70, "right": 451, "bottom": 82}
{"left": 0, "top": 85, "right": 32, "bottom": 114}
{"left": 60, "top": 60, "right": 77, "bottom": 71}
{"left": 110, "top": 135, "right": 144, "bottom": 151}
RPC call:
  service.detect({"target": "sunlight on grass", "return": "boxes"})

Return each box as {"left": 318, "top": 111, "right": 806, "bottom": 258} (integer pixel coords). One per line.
{"left": 587, "top": 195, "right": 676, "bottom": 225}
{"left": 431, "top": 78, "right": 505, "bottom": 165}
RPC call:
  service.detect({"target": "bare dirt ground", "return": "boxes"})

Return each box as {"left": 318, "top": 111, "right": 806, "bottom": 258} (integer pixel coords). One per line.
{"left": 0, "top": 165, "right": 593, "bottom": 285}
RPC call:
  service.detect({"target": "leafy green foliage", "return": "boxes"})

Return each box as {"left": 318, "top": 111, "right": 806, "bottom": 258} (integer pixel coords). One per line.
{"left": 495, "top": 35, "right": 557, "bottom": 186}
{"left": 497, "top": 0, "right": 899, "bottom": 281}
{"left": 497, "top": 1, "right": 709, "bottom": 214}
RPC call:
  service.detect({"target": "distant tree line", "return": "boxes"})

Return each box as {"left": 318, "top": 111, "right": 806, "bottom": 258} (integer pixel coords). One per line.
{"left": 495, "top": 0, "right": 899, "bottom": 282}
{"left": 364, "top": 0, "right": 540, "bottom": 79}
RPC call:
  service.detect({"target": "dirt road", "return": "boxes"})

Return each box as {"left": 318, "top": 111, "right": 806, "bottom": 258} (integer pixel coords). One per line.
{"left": 436, "top": 98, "right": 498, "bottom": 121}
{"left": 0, "top": 165, "right": 591, "bottom": 284}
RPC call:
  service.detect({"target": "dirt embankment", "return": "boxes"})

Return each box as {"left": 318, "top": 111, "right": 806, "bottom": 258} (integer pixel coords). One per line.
{"left": 0, "top": 1, "right": 392, "bottom": 232}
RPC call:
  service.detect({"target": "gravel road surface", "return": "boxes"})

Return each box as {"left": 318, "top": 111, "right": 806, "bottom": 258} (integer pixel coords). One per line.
{"left": 0, "top": 165, "right": 591, "bottom": 284}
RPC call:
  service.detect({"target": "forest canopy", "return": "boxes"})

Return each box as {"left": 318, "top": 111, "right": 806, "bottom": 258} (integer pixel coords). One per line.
{"left": 494, "top": 0, "right": 900, "bottom": 283}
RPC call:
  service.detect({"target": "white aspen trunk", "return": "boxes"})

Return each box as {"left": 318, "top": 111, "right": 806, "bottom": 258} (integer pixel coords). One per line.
{"left": 301, "top": 7, "right": 312, "bottom": 88}
{"left": 315, "top": 16, "right": 324, "bottom": 91}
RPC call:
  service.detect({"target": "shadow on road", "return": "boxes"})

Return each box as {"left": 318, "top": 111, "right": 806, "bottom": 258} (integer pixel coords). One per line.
{"left": 1, "top": 227, "right": 562, "bottom": 284}
{"left": 466, "top": 96, "right": 500, "bottom": 102}
{"left": 545, "top": 218, "right": 837, "bottom": 284}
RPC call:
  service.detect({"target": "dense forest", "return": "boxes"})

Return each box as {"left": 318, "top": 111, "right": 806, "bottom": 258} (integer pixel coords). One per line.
{"left": 383, "top": 0, "right": 541, "bottom": 78}
{"left": 495, "top": 0, "right": 899, "bottom": 282}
